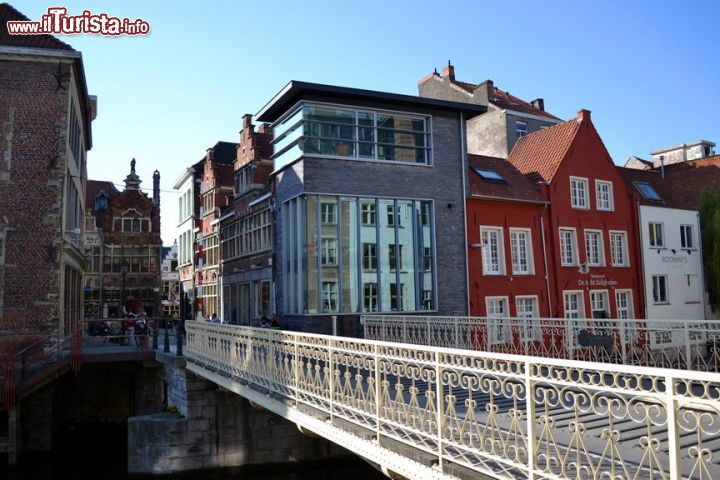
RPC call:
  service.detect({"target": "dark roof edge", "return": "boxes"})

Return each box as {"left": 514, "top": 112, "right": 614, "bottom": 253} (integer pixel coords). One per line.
{"left": 468, "top": 193, "right": 549, "bottom": 205}
{"left": 256, "top": 80, "right": 487, "bottom": 122}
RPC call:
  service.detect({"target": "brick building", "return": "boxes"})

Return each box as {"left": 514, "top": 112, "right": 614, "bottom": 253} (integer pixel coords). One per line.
{"left": 256, "top": 81, "right": 486, "bottom": 333}
{"left": 508, "top": 110, "right": 645, "bottom": 326}
{"left": 0, "top": 4, "right": 96, "bottom": 353}
{"left": 195, "top": 142, "right": 236, "bottom": 319}
{"left": 84, "top": 160, "right": 162, "bottom": 318}
{"left": 160, "top": 243, "right": 180, "bottom": 320}
{"left": 219, "top": 115, "right": 274, "bottom": 324}
{"left": 465, "top": 155, "right": 550, "bottom": 326}
{"left": 418, "top": 62, "right": 561, "bottom": 158}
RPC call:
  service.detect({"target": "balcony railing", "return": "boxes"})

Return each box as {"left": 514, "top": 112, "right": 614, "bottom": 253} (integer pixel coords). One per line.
{"left": 361, "top": 315, "right": 720, "bottom": 372}
{"left": 186, "top": 321, "right": 720, "bottom": 480}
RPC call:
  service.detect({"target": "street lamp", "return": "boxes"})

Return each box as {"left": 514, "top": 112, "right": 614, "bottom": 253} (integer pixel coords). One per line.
{"left": 119, "top": 259, "right": 130, "bottom": 318}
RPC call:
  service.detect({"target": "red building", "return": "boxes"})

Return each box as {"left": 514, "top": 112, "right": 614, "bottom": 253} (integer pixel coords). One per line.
{"left": 508, "top": 110, "right": 644, "bottom": 322}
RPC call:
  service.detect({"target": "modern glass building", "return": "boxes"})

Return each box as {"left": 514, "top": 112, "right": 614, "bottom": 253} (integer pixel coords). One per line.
{"left": 256, "top": 81, "right": 486, "bottom": 330}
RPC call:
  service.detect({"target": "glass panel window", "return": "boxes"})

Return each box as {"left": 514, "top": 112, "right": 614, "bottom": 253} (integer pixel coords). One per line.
{"left": 610, "top": 232, "right": 628, "bottom": 266}
{"left": 390, "top": 283, "right": 405, "bottom": 311}
{"left": 516, "top": 121, "right": 528, "bottom": 138}
{"left": 584, "top": 230, "right": 603, "bottom": 267}
{"left": 320, "top": 202, "right": 336, "bottom": 224}
{"left": 510, "top": 229, "right": 532, "bottom": 274}
{"left": 596, "top": 180, "right": 613, "bottom": 211}
{"left": 648, "top": 222, "right": 664, "bottom": 248}
{"left": 361, "top": 201, "right": 376, "bottom": 226}
{"left": 388, "top": 244, "right": 402, "bottom": 272}
{"left": 486, "top": 297, "right": 509, "bottom": 344}
{"left": 321, "top": 238, "right": 337, "bottom": 266}
{"left": 563, "top": 292, "right": 584, "bottom": 319}
{"left": 322, "top": 281, "right": 338, "bottom": 312}
{"left": 680, "top": 225, "right": 694, "bottom": 249}
{"left": 559, "top": 228, "right": 577, "bottom": 266}
{"left": 515, "top": 296, "right": 539, "bottom": 341}
{"left": 363, "top": 283, "right": 378, "bottom": 312}
{"left": 481, "top": 227, "right": 504, "bottom": 275}
{"left": 590, "top": 291, "right": 609, "bottom": 318}
{"left": 652, "top": 275, "right": 669, "bottom": 304}
{"left": 570, "top": 177, "right": 589, "bottom": 209}
{"left": 362, "top": 243, "right": 377, "bottom": 271}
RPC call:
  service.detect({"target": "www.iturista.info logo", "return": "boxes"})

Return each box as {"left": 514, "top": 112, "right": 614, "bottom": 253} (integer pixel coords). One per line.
{"left": 6, "top": 7, "right": 150, "bottom": 36}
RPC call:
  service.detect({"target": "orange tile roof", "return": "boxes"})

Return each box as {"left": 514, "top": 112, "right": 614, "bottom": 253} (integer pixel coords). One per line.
{"left": 507, "top": 116, "right": 582, "bottom": 184}
{"left": 0, "top": 3, "right": 75, "bottom": 51}
{"left": 448, "top": 79, "right": 560, "bottom": 120}
{"left": 468, "top": 155, "right": 547, "bottom": 204}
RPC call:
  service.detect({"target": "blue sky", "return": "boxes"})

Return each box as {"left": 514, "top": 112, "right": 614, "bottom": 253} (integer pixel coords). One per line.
{"left": 16, "top": 1, "right": 720, "bottom": 244}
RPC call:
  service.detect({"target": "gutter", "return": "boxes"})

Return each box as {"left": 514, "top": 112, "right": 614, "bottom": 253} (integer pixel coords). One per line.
{"left": 468, "top": 193, "right": 549, "bottom": 206}
{"left": 540, "top": 205, "right": 553, "bottom": 317}
{"left": 460, "top": 112, "right": 470, "bottom": 315}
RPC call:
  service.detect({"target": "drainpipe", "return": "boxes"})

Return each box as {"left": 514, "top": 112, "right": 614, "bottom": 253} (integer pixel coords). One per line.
{"left": 540, "top": 205, "right": 552, "bottom": 317}
{"left": 460, "top": 112, "right": 470, "bottom": 315}
{"left": 636, "top": 196, "right": 648, "bottom": 319}
{"left": 697, "top": 211, "right": 709, "bottom": 318}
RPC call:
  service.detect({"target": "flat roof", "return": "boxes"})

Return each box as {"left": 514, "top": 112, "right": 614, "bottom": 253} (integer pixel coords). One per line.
{"left": 256, "top": 80, "right": 487, "bottom": 122}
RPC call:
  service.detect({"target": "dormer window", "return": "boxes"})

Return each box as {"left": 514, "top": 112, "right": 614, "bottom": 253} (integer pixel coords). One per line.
{"left": 95, "top": 191, "right": 108, "bottom": 211}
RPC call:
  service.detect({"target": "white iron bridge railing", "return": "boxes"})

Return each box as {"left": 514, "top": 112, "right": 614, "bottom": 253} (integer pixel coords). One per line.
{"left": 185, "top": 321, "right": 720, "bottom": 480}
{"left": 361, "top": 315, "right": 720, "bottom": 372}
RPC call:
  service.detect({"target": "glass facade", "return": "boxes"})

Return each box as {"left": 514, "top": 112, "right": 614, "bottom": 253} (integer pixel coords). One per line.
{"left": 282, "top": 195, "right": 435, "bottom": 314}
{"left": 272, "top": 103, "right": 432, "bottom": 171}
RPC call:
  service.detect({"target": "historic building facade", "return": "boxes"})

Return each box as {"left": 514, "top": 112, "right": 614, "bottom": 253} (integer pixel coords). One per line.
{"left": 256, "top": 81, "right": 486, "bottom": 333}
{"left": 84, "top": 161, "right": 162, "bottom": 318}
{"left": 220, "top": 115, "right": 274, "bottom": 324}
{"left": 0, "top": 4, "right": 95, "bottom": 352}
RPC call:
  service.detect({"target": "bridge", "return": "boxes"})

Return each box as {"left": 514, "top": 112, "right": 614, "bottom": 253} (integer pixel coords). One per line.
{"left": 185, "top": 320, "right": 720, "bottom": 480}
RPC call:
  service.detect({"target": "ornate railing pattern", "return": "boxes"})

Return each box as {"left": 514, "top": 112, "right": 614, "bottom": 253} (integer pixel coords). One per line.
{"left": 186, "top": 321, "right": 720, "bottom": 480}
{"left": 361, "top": 315, "right": 720, "bottom": 372}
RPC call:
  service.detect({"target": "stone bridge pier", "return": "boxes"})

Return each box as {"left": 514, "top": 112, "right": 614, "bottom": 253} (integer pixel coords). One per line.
{"left": 128, "top": 351, "right": 347, "bottom": 474}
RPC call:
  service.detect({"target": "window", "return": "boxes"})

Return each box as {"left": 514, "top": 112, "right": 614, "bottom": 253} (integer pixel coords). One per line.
{"left": 648, "top": 222, "right": 664, "bottom": 248}
{"left": 321, "top": 202, "right": 336, "bottom": 224}
{"left": 260, "top": 281, "right": 271, "bottom": 316}
{"left": 515, "top": 296, "right": 539, "bottom": 341}
{"left": 390, "top": 283, "right": 404, "bottom": 311}
{"left": 386, "top": 204, "right": 402, "bottom": 227}
{"left": 322, "top": 282, "right": 338, "bottom": 312}
{"left": 361, "top": 201, "right": 376, "bottom": 225}
{"left": 680, "top": 225, "right": 694, "bottom": 249}
{"left": 584, "top": 230, "right": 604, "bottom": 267}
{"left": 221, "top": 207, "right": 273, "bottom": 261}
{"left": 516, "top": 121, "right": 528, "bottom": 138}
{"left": 570, "top": 177, "right": 589, "bottom": 209}
{"left": 363, "top": 283, "right": 378, "bottom": 312}
{"left": 590, "top": 291, "right": 609, "bottom": 318}
{"left": 510, "top": 229, "right": 532, "bottom": 274}
{"left": 596, "top": 180, "right": 613, "bottom": 211}
{"left": 481, "top": 227, "right": 504, "bottom": 275}
{"left": 563, "top": 292, "right": 584, "bottom": 319}
{"left": 236, "top": 167, "right": 252, "bottom": 195}
{"left": 559, "top": 228, "right": 577, "bottom": 266}
{"left": 473, "top": 168, "right": 506, "bottom": 182}
{"left": 94, "top": 192, "right": 108, "bottom": 211}
{"left": 610, "top": 231, "right": 628, "bottom": 267}
{"left": 422, "top": 290, "right": 432, "bottom": 310}
{"left": 423, "top": 247, "right": 432, "bottom": 271}
{"left": 652, "top": 275, "right": 669, "bottom": 304}
{"left": 362, "top": 243, "right": 377, "bottom": 271}
{"left": 633, "top": 182, "right": 662, "bottom": 201}
{"left": 615, "top": 290, "right": 633, "bottom": 320}
{"left": 321, "top": 238, "right": 337, "bottom": 265}
{"left": 272, "top": 104, "right": 432, "bottom": 170}
{"left": 486, "top": 297, "right": 509, "bottom": 344}
{"left": 388, "top": 244, "right": 403, "bottom": 272}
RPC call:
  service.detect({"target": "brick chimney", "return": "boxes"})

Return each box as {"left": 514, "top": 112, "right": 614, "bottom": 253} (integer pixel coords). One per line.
{"left": 577, "top": 109, "right": 591, "bottom": 123}
{"left": 442, "top": 61, "right": 455, "bottom": 81}
{"left": 153, "top": 170, "right": 160, "bottom": 208}
{"left": 242, "top": 113, "right": 253, "bottom": 130}
{"left": 531, "top": 98, "right": 545, "bottom": 112}
{"left": 474, "top": 79, "right": 494, "bottom": 105}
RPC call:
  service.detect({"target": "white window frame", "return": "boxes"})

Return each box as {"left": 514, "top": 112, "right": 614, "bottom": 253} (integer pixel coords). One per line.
{"left": 322, "top": 281, "right": 338, "bottom": 312}
{"left": 609, "top": 230, "right": 629, "bottom": 267}
{"left": 652, "top": 274, "right": 669, "bottom": 304}
{"left": 515, "top": 295, "right": 540, "bottom": 342}
{"left": 648, "top": 222, "right": 665, "bottom": 248}
{"left": 510, "top": 228, "right": 533, "bottom": 275}
{"left": 486, "top": 296, "right": 510, "bottom": 345}
{"left": 563, "top": 290, "right": 585, "bottom": 347}
{"left": 584, "top": 229, "right": 605, "bottom": 267}
{"left": 480, "top": 226, "right": 505, "bottom": 275}
{"left": 589, "top": 290, "right": 610, "bottom": 318}
{"left": 320, "top": 202, "right": 336, "bottom": 225}
{"left": 516, "top": 121, "right": 528, "bottom": 138}
{"left": 559, "top": 227, "right": 578, "bottom": 266}
{"left": 363, "top": 282, "right": 378, "bottom": 312}
{"left": 321, "top": 237, "right": 337, "bottom": 266}
{"left": 595, "top": 180, "right": 614, "bottom": 211}
{"left": 680, "top": 224, "right": 695, "bottom": 250}
{"left": 570, "top": 176, "right": 589, "bottom": 210}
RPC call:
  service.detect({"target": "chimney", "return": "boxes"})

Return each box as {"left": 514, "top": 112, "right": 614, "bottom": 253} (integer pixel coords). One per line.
{"left": 577, "top": 109, "right": 591, "bottom": 122}
{"left": 242, "top": 113, "right": 253, "bottom": 130}
{"left": 531, "top": 98, "right": 545, "bottom": 112}
{"left": 442, "top": 61, "right": 455, "bottom": 81}
{"left": 153, "top": 170, "right": 160, "bottom": 208}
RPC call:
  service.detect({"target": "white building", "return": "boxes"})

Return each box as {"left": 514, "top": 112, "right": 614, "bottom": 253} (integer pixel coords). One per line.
{"left": 619, "top": 168, "right": 706, "bottom": 322}
{"left": 173, "top": 163, "right": 201, "bottom": 314}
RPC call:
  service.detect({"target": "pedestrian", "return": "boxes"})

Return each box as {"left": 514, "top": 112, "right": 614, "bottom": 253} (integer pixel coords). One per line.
{"left": 210, "top": 313, "right": 222, "bottom": 324}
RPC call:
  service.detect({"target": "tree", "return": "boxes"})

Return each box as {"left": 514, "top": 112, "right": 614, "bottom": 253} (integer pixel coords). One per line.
{"left": 700, "top": 191, "right": 720, "bottom": 309}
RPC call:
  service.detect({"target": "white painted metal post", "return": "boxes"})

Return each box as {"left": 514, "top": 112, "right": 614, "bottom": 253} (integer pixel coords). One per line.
{"left": 454, "top": 317, "right": 459, "bottom": 349}
{"left": 332, "top": 315, "right": 337, "bottom": 337}
{"left": 435, "top": 351, "right": 444, "bottom": 472}
{"left": 524, "top": 360, "right": 536, "bottom": 480}
{"left": 684, "top": 323, "right": 693, "bottom": 369}
{"left": 374, "top": 343, "right": 381, "bottom": 443}
{"left": 328, "top": 338, "right": 335, "bottom": 422}
{"left": 522, "top": 317, "right": 529, "bottom": 355}
{"left": 294, "top": 338, "right": 300, "bottom": 407}
{"left": 619, "top": 319, "right": 628, "bottom": 365}
{"left": 665, "top": 373, "right": 681, "bottom": 480}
